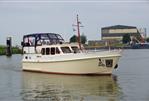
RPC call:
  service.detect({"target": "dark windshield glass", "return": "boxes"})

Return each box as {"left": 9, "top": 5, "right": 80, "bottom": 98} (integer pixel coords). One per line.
{"left": 61, "top": 47, "right": 72, "bottom": 53}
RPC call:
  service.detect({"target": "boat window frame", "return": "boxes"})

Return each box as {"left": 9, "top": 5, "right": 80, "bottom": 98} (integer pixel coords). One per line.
{"left": 61, "top": 47, "right": 72, "bottom": 53}
{"left": 41, "top": 47, "right": 61, "bottom": 55}
{"left": 41, "top": 48, "right": 46, "bottom": 55}
{"left": 56, "top": 47, "right": 60, "bottom": 54}
{"left": 51, "top": 47, "right": 55, "bottom": 55}
{"left": 46, "top": 48, "right": 50, "bottom": 55}
{"left": 71, "top": 46, "right": 80, "bottom": 53}
{"left": 23, "top": 33, "right": 65, "bottom": 47}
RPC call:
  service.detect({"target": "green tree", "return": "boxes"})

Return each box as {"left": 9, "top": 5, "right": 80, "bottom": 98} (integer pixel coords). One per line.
{"left": 122, "top": 34, "right": 131, "bottom": 44}
{"left": 69, "top": 34, "right": 87, "bottom": 44}
{"left": 80, "top": 34, "right": 87, "bottom": 44}
{"left": 69, "top": 35, "right": 77, "bottom": 43}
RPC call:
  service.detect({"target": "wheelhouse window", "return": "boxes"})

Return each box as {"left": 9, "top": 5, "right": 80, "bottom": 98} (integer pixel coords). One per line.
{"left": 61, "top": 47, "right": 72, "bottom": 53}
{"left": 51, "top": 47, "right": 55, "bottom": 55}
{"left": 37, "top": 40, "right": 42, "bottom": 46}
{"left": 41, "top": 47, "right": 60, "bottom": 55}
{"left": 41, "top": 48, "right": 45, "bottom": 55}
{"left": 71, "top": 46, "right": 80, "bottom": 53}
{"left": 46, "top": 48, "right": 50, "bottom": 55}
{"left": 23, "top": 33, "right": 65, "bottom": 47}
{"left": 24, "top": 36, "right": 35, "bottom": 46}
{"left": 56, "top": 47, "right": 60, "bottom": 54}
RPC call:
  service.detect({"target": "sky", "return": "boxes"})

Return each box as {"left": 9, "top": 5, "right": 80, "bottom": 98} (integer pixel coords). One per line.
{"left": 0, "top": 0, "right": 149, "bottom": 46}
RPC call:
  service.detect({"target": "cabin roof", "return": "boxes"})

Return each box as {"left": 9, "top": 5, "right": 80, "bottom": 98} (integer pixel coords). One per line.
{"left": 23, "top": 33, "right": 65, "bottom": 46}
{"left": 23, "top": 33, "right": 64, "bottom": 41}
{"left": 23, "top": 33, "right": 61, "bottom": 37}
{"left": 102, "top": 25, "right": 137, "bottom": 30}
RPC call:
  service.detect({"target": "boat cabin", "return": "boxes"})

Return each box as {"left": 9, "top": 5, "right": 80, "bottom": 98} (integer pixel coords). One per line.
{"left": 39, "top": 44, "right": 81, "bottom": 55}
{"left": 22, "top": 33, "right": 64, "bottom": 53}
{"left": 22, "top": 33, "right": 82, "bottom": 54}
{"left": 22, "top": 33, "right": 64, "bottom": 46}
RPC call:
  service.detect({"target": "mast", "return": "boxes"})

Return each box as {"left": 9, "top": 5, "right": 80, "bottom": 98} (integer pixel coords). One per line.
{"left": 76, "top": 14, "right": 82, "bottom": 50}
{"left": 72, "top": 15, "right": 84, "bottom": 50}
{"left": 73, "top": 15, "right": 83, "bottom": 50}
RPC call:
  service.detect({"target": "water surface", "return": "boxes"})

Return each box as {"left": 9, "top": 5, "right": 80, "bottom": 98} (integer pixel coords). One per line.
{"left": 0, "top": 50, "right": 149, "bottom": 101}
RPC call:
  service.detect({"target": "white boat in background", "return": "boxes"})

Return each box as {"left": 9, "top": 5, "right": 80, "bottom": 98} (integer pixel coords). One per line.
{"left": 22, "top": 33, "right": 121, "bottom": 75}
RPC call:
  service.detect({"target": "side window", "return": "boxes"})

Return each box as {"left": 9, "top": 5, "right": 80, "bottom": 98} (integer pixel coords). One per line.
{"left": 61, "top": 47, "right": 72, "bottom": 53}
{"left": 71, "top": 46, "right": 80, "bottom": 53}
{"left": 51, "top": 47, "right": 55, "bottom": 55}
{"left": 37, "top": 40, "right": 42, "bottom": 46}
{"left": 41, "top": 48, "right": 45, "bottom": 55}
{"left": 56, "top": 47, "right": 60, "bottom": 54}
{"left": 46, "top": 48, "right": 50, "bottom": 55}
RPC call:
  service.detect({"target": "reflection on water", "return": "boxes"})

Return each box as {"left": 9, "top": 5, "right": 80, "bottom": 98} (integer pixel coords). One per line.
{"left": 21, "top": 72, "right": 121, "bottom": 101}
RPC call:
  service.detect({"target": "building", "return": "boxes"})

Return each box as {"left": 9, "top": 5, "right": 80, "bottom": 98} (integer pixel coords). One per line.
{"left": 101, "top": 25, "right": 140, "bottom": 41}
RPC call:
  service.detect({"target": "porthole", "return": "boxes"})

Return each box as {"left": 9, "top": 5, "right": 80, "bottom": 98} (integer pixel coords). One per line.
{"left": 106, "top": 59, "right": 113, "bottom": 67}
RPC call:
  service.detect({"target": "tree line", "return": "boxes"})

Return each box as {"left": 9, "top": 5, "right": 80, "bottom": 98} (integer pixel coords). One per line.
{"left": 69, "top": 34, "right": 87, "bottom": 44}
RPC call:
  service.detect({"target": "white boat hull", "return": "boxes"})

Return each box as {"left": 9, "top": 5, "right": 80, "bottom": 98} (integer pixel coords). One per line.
{"left": 22, "top": 51, "right": 121, "bottom": 75}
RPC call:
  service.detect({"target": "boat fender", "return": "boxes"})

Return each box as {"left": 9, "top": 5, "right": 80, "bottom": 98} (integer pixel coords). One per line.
{"left": 114, "top": 64, "right": 118, "bottom": 69}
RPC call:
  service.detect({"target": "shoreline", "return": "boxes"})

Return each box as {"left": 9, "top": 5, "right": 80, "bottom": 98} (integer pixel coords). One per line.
{"left": 85, "top": 46, "right": 132, "bottom": 50}
{"left": 0, "top": 46, "right": 22, "bottom": 55}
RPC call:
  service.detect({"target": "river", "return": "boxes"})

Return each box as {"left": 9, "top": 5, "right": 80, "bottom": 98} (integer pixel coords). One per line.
{"left": 0, "top": 49, "right": 149, "bottom": 101}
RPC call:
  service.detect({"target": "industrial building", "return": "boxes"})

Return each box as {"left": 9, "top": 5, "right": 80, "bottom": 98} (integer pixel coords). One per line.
{"left": 101, "top": 25, "right": 140, "bottom": 41}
